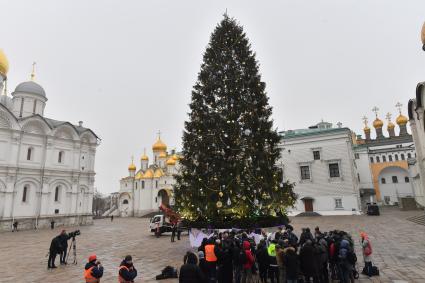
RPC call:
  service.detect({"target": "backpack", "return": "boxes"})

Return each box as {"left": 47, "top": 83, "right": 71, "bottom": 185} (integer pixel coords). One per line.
{"left": 238, "top": 250, "right": 248, "bottom": 265}
{"left": 347, "top": 250, "right": 357, "bottom": 265}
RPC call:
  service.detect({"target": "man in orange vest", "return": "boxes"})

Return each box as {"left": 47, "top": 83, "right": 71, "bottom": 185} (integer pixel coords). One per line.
{"left": 84, "top": 254, "right": 104, "bottom": 283}
{"left": 118, "top": 255, "right": 138, "bottom": 283}
{"left": 204, "top": 239, "right": 218, "bottom": 282}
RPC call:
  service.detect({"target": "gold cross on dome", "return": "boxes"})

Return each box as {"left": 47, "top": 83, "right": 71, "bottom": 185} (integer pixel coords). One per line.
{"left": 372, "top": 106, "right": 379, "bottom": 118}
{"left": 362, "top": 115, "right": 369, "bottom": 127}
{"left": 157, "top": 130, "right": 161, "bottom": 139}
{"left": 385, "top": 112, "right": 392, "bottom": 122}
{"left": 395, "top": 102, "right": 403, "bottom": 114}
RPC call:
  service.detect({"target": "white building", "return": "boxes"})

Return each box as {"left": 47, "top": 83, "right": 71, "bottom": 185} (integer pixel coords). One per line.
{"left": 279, "top": 122, "right": 361, "bottom": 216}
{"left": 354, "top": 106, "right": 416, "bottom": 208}
{"left": 0, "top": 50, "right": 99, "bottom": 231}
{"left": 408, "top": 82, "right": 425, "bottom": 206}
{"left": 118, "top": 136, "right": 180, "bottom": 217}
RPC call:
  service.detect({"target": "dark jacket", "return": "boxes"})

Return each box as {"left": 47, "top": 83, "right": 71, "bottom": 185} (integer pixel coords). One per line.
{"left": 180, "top": 252, "right": 205, "bottom": 283}
{"left": 84, "top": 261, "right": 104, "bottom": 279}
{"left": 49, "top": 236, "right": 62, "bottom": 254}
{"left": 300, "top": 242, "right": 318, "bottom": 276}
{"left": 256, "top": 242, "right": 269, "bottom": 267}
{"left": 199, "top": 258, "right": 208, "bottom": 278}
{"left": 284, "top": 247, "right": 299, "bottom": 280}
{"left": 119, "top": 261, "right": 137, "bottom": 282}
{"left": 58, "top": 233, "right": 70, "bottom": 250}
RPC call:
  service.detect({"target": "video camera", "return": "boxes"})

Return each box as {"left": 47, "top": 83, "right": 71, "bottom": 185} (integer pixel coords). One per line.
{"left": 68, "top": 230, "right": 81, "bottom": 238}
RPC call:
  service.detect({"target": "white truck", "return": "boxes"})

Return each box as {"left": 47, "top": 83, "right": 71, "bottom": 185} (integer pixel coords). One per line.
{"left": 149, "top": 214, "right": 173, "bottom": 237}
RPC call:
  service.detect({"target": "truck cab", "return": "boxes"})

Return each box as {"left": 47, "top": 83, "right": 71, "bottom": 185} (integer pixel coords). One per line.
{"left": 149, "top": 214, "right": 173, "bottom": 236}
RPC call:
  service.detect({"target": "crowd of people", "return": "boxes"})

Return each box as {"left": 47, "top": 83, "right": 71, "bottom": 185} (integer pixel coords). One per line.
{"left": 179, "top": 226, "right": 374, "bottom": 283}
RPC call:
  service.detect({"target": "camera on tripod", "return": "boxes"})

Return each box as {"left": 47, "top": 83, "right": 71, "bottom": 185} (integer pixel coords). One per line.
{"left": 68, "top": 230, "right": 81, "bottom": 239}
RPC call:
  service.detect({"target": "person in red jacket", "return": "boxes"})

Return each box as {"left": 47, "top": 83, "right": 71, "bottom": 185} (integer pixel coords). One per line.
{"left": 241, "top": 240, "right": 255, "bottom": 283}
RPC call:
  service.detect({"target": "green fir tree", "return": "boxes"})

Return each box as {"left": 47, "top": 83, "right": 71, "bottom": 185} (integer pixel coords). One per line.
{"left": 174, "top": 15, "right": 296, "bottom": 226}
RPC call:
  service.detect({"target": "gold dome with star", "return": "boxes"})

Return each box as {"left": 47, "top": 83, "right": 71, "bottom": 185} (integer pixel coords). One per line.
{"left": 128, "top": 161, "right": 136, "bottom": 171}
{"left": 0, "top": 49, "right": 9, "bottom": 78}
{"left": 166, "top": 158, "right": 176, "bottom": 166}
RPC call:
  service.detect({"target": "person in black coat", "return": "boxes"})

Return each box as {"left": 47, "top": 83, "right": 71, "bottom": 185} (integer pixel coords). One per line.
{"left": 119, "top": 255, "right": 137, "bottom": 282}
{"left": 48, "top": 236, "right": 62, "bottom": 269}
{"left": 256, "top": 239, "right": 269, "bottom": 283}
{"left": 300, "top": 240, "right": 319, "bottom": 283}
{"left": 58, "top": 230, "right": 70, "bottom": 264}
{"left": 180, "top": 251, "right": 206, "bottom": 283}
{"left": 284, "top": 246, "right": 300, "bottom": 283}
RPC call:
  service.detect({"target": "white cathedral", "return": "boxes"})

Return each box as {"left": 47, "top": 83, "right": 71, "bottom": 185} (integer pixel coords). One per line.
{"left": 118, "top": 136, "right": 180, "bottom": 217}
{"left": 0, "top": 50, "right": 99, "bottom": 231}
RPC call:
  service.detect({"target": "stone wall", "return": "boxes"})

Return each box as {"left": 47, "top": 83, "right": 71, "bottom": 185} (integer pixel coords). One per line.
{"left": 0, "top": 214, "right": 93, "bottom": 232}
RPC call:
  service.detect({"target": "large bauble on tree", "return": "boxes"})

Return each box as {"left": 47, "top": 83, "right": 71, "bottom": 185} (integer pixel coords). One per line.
{"left": 174, "top": 14, "right": 296, "bottom": 228}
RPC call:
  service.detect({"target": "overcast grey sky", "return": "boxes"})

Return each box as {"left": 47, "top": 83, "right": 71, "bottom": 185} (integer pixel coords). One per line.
{"left": 2, "top": 0, "right": 425, "bottom": 194}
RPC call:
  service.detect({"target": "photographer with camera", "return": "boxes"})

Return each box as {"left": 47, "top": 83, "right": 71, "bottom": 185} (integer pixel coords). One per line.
{"left": 48, "top": 235, "right": 62, "bottom": 269}
{"left": 58, "top": 230, "right": 71, "bottom": 265}
{"left": 84, "top": 254, "right": 104, "bottom": 283}
{"left": 118, "top": 255, "right": 138, "bottom": 283}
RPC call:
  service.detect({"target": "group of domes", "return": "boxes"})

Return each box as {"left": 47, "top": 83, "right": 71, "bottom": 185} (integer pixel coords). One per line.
{"left": 363, "top": 109, "right": 408, "bottom": 134}
{"left": 128, "top": 137, "right": 180, "bottom": 171}
{"left": 0, "top": 49, "right": 46, "bottom": 97}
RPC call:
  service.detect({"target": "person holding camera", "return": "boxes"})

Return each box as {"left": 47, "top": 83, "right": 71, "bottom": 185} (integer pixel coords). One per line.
{"left": 84, "top": 254, "right": 104, "bottom": 283}
{"left": 48, "top": 235, "right": 62, "bottom": 269}
{"left": 58, "top": 230, "right": 71, "bottom": 264}
{"left": 118, "top": 255, "right": 138, "bottom": 283}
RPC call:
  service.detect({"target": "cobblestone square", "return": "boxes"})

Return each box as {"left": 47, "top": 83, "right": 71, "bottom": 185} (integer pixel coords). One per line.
{"left": 0, "top": 208, "right": 424, "bottom": 283}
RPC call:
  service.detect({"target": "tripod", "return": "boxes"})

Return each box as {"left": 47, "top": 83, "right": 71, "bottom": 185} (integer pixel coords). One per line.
{"left": 66, "top": 237, "right": 77, "bottom": 264}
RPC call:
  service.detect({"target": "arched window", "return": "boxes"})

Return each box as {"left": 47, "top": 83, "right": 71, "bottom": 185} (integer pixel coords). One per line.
{"left": 55, "top": 186, "right": 60, "bottom": 202}
{"left": 370, "top": 157, "right": 374, "bottom": 163}
{"left": 376, "top": 156, "right": 380, "bottom": 163}
{"left": 58, "top": 151, "right": 64, "bottom": 163}
{"left": 407, "top": 153, "right": 412, "bottom": 159}
{"left": 123, "top": 199, "right": 129, "bottom": 204}
{"left": 401, "top": 154, "right": 405, "bottom": 160}
{"left": 22, "top": 186, "right": 28, "bottom": 202}
{"left": 382, "top": 156, "right": 386, "bottom": 162}
{"left": 405, "top": 176, "right": 410, "bottom": 183}
{"left": 27, "top": 147, "right": 33, "bottom": 161}
{"left": 395, "top": 154, "right": 399, "bottom": 161}
{"left": 135, "top": 182, "right": 138, "bottom": 189}
{"left": 389, "top": 155, "right": 393, "bottom": 162}
{"left": 142, "top": 181, "right": 145, "bottom": 189}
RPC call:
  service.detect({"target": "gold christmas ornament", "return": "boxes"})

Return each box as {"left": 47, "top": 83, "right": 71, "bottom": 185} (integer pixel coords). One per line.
{"left": 216, "top": 201, "right": 223, "bottom": 208}
{"left": 219, "top": 191, "right": 224, "bottom": 197}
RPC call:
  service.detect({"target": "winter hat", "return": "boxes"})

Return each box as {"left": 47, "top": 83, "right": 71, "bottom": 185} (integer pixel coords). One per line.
{"left": 198, "top": 251, "right": 205, "bottom": 259}
{"left": 125, "top": 255, "right": 132, "bottom": 262}
{"left": 88, "top": 254, "right": 97, "bottom": 262}
{"left": 360, "top": 232, "right": 368, "bottom": 239}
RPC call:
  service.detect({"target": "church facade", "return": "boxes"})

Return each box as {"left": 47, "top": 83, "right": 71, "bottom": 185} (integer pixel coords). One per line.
{"left": 354, "top": 105, "right": 416, "bottom": 208}
{"left": 0, "top": 50, "right": 99, "bottom": 231}
{"left": 118, "top": 137, "right": 180, "bottom": 217}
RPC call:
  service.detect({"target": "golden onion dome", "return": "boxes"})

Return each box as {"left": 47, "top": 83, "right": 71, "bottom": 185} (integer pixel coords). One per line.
{"left": 396, "top": 114, "right": 408, "bottom": 125}
{"left": 387, "top": 122, "right": 395, "bottom": 130}
{"left": 159, "top": 151, "right": 167, "bottom": 158}
{"left": 154, "top": 168, "right": 164, "bottom": 178}
{"left": 172, "top": 154, "right": 179, "bottom": 160}
{"left": 166, "top": 158, "right": 176, "bottom": 166}
{"left": 152, "top": 138, "right": 167, "bottom": 151}
{"left": 363, "top": 126, "right": 371, "bottom": 133}
{"left": 128, "top": 162, "right": 136, "bottom": 171}
{"left": 140, "top": 154, "right": 149, "bottom": 161}
{"left": 373, "top": 118, "right": 384, "bottom": 128}
{"left": 0, "top": 49, "right": 9, "bottom": 78}
{"left": 142, "top": 169, "right": 154, "bottom": 179}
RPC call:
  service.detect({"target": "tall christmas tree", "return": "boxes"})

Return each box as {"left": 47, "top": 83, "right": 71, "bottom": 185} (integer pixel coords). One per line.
{"left": 175, "top": 15, "right": 296, "bottom": 227}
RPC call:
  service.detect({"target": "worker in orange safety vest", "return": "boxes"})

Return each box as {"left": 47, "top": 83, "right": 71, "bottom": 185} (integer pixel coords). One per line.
{"left": 118, "top": 255, "right": 138, "bottom": 283}
{"left": 84, "top": 254, "right": 103, "bottom": 283}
